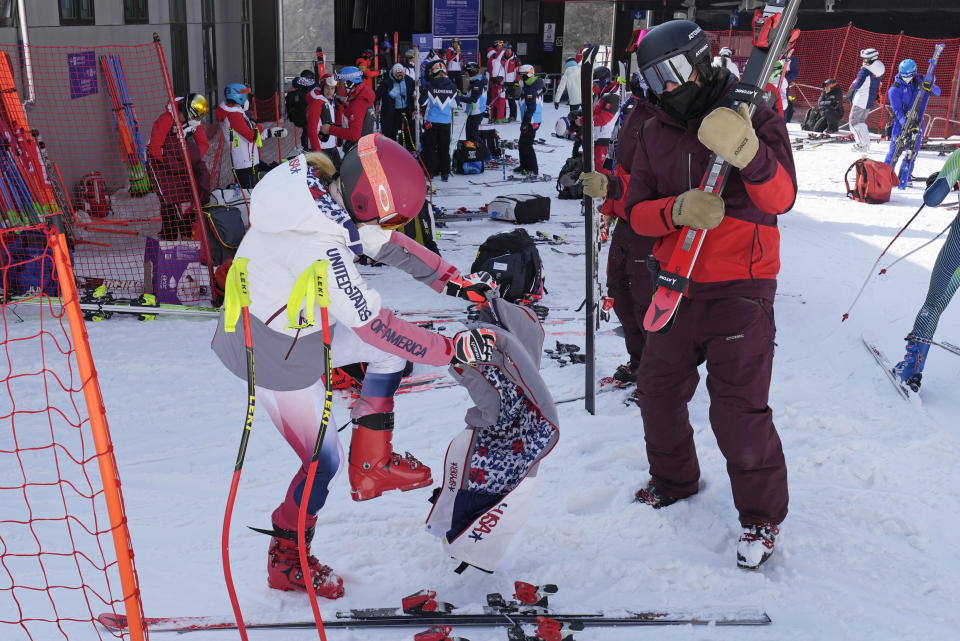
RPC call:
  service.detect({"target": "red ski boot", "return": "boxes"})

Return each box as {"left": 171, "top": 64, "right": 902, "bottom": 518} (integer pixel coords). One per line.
{"left": 348, "top": 413, "right": 432, "bottom": 501}
{"left": 265, "top": 525, "right": 344, "bottom": 598}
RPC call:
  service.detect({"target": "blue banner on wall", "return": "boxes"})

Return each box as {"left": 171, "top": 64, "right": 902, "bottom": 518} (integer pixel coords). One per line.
{"left": 68, "top": 51, "right": 98, "bottom": 99}
{"left": 432, "top": 0, "right": 480, "bottom": 38}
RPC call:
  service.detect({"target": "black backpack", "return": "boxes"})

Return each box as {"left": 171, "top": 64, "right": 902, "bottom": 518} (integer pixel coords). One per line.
{"left": 203, "top": 204, "right": 247, "bottom": 266}
{"left": 801, "top": 107, "right": 820, "bottom": 131}
{"left": 284, "top": 87, "right": 310, "bottom": 129}
{"left": 556, "top": 154, "right": 583, "bottom": 200}
{"left": 470, "top": 228, "right": 544, "bottom": 304}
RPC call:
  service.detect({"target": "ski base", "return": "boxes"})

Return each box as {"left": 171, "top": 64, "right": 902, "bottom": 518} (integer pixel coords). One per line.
{"left": 98, "top": 606, "right": 770, "bottom": 633}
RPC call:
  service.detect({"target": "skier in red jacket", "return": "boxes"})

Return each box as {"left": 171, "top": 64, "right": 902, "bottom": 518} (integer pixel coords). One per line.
{"left": 591, "top": 20, "right": 796, "bottom": 571}
{"left": 319, "top": 67, "right": 376, "bottom": 153}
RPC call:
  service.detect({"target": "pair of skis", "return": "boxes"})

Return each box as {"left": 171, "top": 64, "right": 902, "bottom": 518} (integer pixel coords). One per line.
{"left": 468, "top": 174, "right": 552, "bottom": 187}
{"left": 98, "top": 583, "right": 770, "bottom": 634}
{"left": 889, "top": 43, "right": 945, "bottom": 188}
{"left": 100, "top": 54, "right": 152, "bottom": 195}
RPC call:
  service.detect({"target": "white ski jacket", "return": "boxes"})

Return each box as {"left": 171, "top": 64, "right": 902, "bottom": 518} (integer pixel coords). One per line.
{"left": 553, "top": 63, "right": 581, "bottom": 108}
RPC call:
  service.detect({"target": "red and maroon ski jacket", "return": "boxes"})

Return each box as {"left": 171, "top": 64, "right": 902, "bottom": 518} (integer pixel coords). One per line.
{"left": 623, "top": 80, "right": 796, "bottom": 302}
{"left": 328, "top": 83, "right": 376, "bottom": 144}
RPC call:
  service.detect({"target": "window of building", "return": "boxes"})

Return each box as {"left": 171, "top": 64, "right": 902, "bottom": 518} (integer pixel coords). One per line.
{"left": 124, "top": 0, "right": 149, "bottom": 24}
{"left": 0, "top": 0, "right": 14, "bottom": 28}
{"left": 59, "top": 0, "right": 95, "bottom": 25}
{"left": 482, "top": 0, "right": 538, "bottom": 35}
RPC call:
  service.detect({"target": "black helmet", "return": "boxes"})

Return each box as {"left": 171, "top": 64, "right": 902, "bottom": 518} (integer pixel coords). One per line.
{"left": 592, "top": 66, "right": 612, "bottom": 85}
{"left": 636, "top": 19, "right": 711, "bottom": 97}
{"left": 464, "top": 61, "right": 481, "bottom": 75}
{"left": 823, "top": 77, "right": 838, "bottom": 89}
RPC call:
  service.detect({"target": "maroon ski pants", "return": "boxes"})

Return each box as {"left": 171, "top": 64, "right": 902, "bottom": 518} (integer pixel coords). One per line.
{"left": 635, "top": 295, "right": 789, "bottom": 526}
{"left": 606, "top": 222, "right": 656, "bottom": 372}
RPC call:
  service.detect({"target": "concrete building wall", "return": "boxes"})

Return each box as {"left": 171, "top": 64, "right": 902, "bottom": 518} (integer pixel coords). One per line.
{"left": 280, "top": 0, "right": 335, "bottom": 87}
{"left": 560, "top": 2, "right": 614, "bottom": 65}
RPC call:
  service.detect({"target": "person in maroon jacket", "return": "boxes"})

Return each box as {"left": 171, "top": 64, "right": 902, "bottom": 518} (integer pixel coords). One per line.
{"left": 319, "top": 66, "right": 376, "bottom": 154}
{"left": 619, "top": 20, "right": 795, "bottom": 570}
{"left": 581, "top": 73, "right": 659, "bottom": 389}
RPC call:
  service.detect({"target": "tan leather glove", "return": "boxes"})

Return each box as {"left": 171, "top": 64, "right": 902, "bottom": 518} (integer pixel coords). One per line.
{"left": 671, "top": 189, "right": 725, "bottom": 230}
{"left": 697, "top": 103, "right": 758, "bottom": 169}
{"left": 579, "top": 171, "right": 608, "bottom": 199}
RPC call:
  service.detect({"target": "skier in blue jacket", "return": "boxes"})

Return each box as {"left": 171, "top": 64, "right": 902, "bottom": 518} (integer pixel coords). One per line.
{"left": 884, "top": 59, "right": 920, "bottom": 166}
{"left": 419, "top": 59, "right": 458, "bottom": 180}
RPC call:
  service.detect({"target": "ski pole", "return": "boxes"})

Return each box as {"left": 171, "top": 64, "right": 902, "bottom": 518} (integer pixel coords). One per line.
{"left": 842, "top": 202, "right": 925, "bottom": 321}
{"left": 286, "top": 260, "right": 332, "bottom": 641}
{"left": 220, "top": 258, "right": 254, "bottom": 641}
{"left": 879, "top": 219, "right": 952, "bottom": 275}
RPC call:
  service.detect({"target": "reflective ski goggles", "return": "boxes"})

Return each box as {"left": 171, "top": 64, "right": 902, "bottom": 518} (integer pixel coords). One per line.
{"left": 900, "top": 72, "right": 915, "bottom": 82}
{"left": 640, "top": 53, "right": 701, "bottom": 96}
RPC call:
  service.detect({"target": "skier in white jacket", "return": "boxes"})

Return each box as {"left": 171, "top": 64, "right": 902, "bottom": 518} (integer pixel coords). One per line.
{"left": 553, "top": 57, "right": 582, "bottom": 139}
{"left": 211, "top": 134, "right": 498, "bottom": 597}
{"left": 846, "top": 48, "right": 885, "bottom": 152}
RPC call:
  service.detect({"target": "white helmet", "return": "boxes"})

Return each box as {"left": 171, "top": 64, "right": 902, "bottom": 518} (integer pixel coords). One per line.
{"left": 719, "top": 46, "right": 733, "bottom": 57}
{"left": 518, "top": 64, "right": 535, "bottom": 79}
{"left": 860, "top": 47, "right": 879, "bottom": 63}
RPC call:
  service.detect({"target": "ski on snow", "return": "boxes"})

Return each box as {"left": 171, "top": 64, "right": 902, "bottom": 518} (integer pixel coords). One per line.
{"left": 861, "top": 334, "right": 912, "bottom": 401}
{"left": 468, "top": 174, "right": 552, "bottom": 187}
{"left": 97, "top": 606, "right": 769, "bottom": 633}
{"left": 642, "top": 0, "right": 800, "bottom": 334}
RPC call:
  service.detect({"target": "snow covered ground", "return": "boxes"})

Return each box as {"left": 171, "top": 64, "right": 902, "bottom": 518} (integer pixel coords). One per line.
{"left": 6, "top": 103, "right": 960, "bottom": 641}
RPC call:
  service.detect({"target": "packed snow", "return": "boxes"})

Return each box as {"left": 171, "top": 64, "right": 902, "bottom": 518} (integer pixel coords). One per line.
{"left": 6, "top": 103, "right": 960, "bottom": 641}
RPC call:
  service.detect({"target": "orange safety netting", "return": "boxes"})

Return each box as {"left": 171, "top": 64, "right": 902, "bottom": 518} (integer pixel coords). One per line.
{"left": 0, "top": 40, "right": 209, "bottom": 305}
{"left": 1, "top": 227, "right": 145, "bottom": 641}
{"left": 708, "top": 25, "right": 960, "bottom": 138}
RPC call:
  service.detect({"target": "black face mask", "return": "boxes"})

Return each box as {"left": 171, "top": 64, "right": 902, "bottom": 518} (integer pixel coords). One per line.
{"left": 657, "top": 68, "right": 730, "bottom": 123}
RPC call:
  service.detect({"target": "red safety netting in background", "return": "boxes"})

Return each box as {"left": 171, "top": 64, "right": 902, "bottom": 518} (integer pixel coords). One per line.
{"left": 707, "top": 26, "right": 960, "bottom": 139}
{"left": 1, "top": 227, "right": 146, "bottom": 641}
{"left": 0, "top": 39, "right": 209, "bottom": 305}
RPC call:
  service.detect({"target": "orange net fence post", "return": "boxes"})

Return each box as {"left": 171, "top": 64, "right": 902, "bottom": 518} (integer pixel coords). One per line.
{"left": 1, "top": 226, "right": 146, "bottom": 641}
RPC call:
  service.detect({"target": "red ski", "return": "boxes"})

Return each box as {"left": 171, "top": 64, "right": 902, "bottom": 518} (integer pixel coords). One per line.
{"left": 642, "top": 0, "right": 800, "bottom": 333}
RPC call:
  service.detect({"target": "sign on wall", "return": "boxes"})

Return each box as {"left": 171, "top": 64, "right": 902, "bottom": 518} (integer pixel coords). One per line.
{"left": 433, "top": 0, "right": 481, "bottom": 38}
{"left": 68, "top": 51, "right": 98, "bottom": 99}
{"left": 543, "top": 23, "right": 556, "bottom": 53}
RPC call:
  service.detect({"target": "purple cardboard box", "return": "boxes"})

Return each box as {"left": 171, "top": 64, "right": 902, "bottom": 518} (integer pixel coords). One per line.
{"left": 143, "top": 237, "right": 211, "bottom": 304}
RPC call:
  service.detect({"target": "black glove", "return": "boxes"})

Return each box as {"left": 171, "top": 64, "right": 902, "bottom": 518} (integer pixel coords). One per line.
{"left": 444, "top": 272, "right": 497, "bottom": 303}
{"left": 451, "top": 328, "right": 497, "bottom": 365}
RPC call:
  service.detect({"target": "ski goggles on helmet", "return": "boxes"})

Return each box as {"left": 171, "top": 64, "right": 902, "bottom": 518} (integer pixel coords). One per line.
{"left": 356, "top": 135, "right": 407, "bottom": 230}
{"left": 640, "top": 51, "right": 706, "bottom": 97}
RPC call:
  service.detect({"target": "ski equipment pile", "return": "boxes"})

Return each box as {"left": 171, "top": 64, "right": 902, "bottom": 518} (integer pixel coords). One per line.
{"left": 642, "top": 0, "right": 800, "bottom": 334}
{"left": 890, "top": 43, "right": 945, "bottom": 188}
{"left": 0, "top": 52, "right": 61, "bottom": 226}
{"left": 100, "top": 54, "right": 153, "bottom": 195}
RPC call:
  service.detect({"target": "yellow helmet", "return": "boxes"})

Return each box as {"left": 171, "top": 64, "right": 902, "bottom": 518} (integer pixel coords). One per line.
{"left": 184, "top": 93, "right": 209, "bottom": 119}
